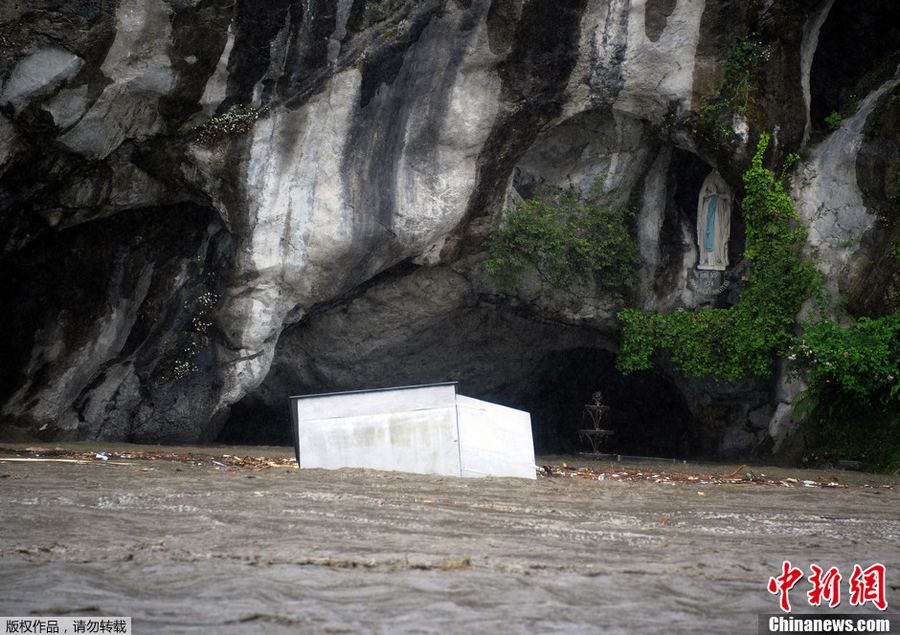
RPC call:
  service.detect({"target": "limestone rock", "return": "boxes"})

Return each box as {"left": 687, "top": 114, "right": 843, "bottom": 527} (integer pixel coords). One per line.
{"left": 768, "top": 402, "right": 795, "bottom": 454}
{"left": 0, "top": 47, "right": 83, "bottom": 114}
{"left": 792, "top": 77, "right": 898, "bottom": 297}
{"left": 0, "top": 113, "right": 18, "bottom": 170}
{"left": 60, "top": 0, "right": 175, "bottom": 159}
{"left": 43, "top": 86, "right": 90, "bottom": 129}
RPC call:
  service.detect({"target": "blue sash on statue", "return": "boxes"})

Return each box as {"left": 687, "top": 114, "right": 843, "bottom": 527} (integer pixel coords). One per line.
{"left": 705, "top": 195, "right": 718, "bottom": 253}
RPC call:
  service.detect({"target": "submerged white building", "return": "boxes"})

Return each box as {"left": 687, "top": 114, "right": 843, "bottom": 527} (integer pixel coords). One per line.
{"left": 291, "top": 383, "right": 536, "bottom": 480}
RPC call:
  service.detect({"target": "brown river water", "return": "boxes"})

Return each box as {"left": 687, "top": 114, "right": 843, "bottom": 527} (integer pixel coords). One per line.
{"left": 1, "top": 444, "right": 898, "bottom": 634}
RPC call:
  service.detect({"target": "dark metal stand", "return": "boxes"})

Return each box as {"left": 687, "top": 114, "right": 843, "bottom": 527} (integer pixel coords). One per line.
{"left": 578, "top": 392, "right": 614, "bottom": 454}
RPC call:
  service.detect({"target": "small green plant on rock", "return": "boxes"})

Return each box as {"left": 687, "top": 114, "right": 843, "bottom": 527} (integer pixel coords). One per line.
{"left": 691, "top": 35, "right": 770, "bottom": 151}
{"left": 702, "top": 35, "right": 769, "bottom": 115}
{"left": 720, "top": 35, "right": 769, "bottom": 113}
{"left": 891, "top": 242, "right": 900, "bottom": 261}
{"left": 825, "top": 110, "right": 843, "bottom": 130}
{"left": 483, "top": 191, "right": 639, "bottom": 296}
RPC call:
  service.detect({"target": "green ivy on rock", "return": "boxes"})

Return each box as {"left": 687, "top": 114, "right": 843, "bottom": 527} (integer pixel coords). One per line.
{"left": 617, "top": 133, "right": 818, "bottom": 381}
{"left": 790, "top": 314, "right": 900, "bottom": 406}
{"left": 788, "top": 312, "right": 900, "bottom": 471}
{"left": 483, "top": 192, "right": 640, "bottom": 295}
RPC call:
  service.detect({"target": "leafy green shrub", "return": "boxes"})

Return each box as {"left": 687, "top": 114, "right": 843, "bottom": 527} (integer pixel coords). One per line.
{"left": 790, "top": 314, "right": 900, "bottom": 405}
{"left": 483, "top": 193, "right": 639, "bottom": 295}
{"left": 792, "top": 316, "right": 900, "bottom": 471}
{"left": 789, "top": 300, "right": 900, "bottom": 474}
{"left": 617, "top": 133, "right": 818, "bottom": 380}
{"left": 824, "top": 111, "right": 843, "bottom": 130}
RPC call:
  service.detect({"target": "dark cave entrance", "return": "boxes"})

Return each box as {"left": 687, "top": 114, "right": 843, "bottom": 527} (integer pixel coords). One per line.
{"left": 525, "top": 348, "right": 695, "bottom": 457}
{"left": 217, "top": 394, "right": 291, "bottom": 446}
{"left": 217, "top": 345, "right": 698, "bottom": 458}
{"left": 809, "top": 0, "right": 900, "bottom": 136}
{"left": 214, "top": 266, "right": 700, "bottom": 458}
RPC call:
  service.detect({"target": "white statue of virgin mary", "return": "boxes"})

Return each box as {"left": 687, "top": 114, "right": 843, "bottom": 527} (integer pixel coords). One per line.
{"left": 696, "top": 170, "right": 732, "bottom": 271}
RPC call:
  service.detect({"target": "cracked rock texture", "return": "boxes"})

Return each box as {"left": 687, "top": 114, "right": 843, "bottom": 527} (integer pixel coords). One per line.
{"left": 1, "top": 0, "right": 897, "bottom": 457}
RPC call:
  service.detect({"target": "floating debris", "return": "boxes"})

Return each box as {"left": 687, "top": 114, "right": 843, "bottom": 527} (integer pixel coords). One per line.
{"left": 538, "top": 463, "right": 859, "bottom": 489}
{"left": 0, "top": 447, "right": 297, "bottom": 471}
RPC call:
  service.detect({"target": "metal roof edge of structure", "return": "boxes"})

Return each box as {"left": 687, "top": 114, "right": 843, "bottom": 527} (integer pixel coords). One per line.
{"left": 289, "top": 382, "right": 459, "bottom": 401}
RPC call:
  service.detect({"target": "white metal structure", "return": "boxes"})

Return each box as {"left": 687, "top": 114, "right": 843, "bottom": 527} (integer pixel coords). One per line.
{"left": 291, "top": 383, "right": 536, "bottom": 479}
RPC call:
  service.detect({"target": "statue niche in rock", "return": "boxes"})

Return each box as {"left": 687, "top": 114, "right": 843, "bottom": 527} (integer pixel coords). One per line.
{"left": 696, "top": 170, "right": 732, "bottom": 271}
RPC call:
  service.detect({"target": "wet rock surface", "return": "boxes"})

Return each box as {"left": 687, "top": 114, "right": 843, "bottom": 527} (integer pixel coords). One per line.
{"left": 0, "top": 446, "right": 897, "bottom": 633}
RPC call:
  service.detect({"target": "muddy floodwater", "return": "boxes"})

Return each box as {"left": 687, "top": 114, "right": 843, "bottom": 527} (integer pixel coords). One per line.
{"left": 1, "top": 444, "right": 898, "bottom": 634}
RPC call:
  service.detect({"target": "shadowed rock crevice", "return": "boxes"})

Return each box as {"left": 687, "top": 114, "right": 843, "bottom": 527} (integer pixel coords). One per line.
{"left": 159, "top": 0, "right": 233, "bottom": 127}
{"left": 808, "top": 0, "right": 900, "bottom": 135}
{"left": 0, "top": 202, "right": 232, "bottom": 442}
{"left": 847, "top": 84, "right": 900, "bottom": 317}
{"left": 272, "top": 0, "right": 351, "bottom": 104}
{"left": 224, "top": 0, "right": 293, "bottom": 109}
{"left": 652, "top": 149, "right": 709, "bottom": 298}
{"left": 690, "top": 0, "right": 751, "bottom": 104}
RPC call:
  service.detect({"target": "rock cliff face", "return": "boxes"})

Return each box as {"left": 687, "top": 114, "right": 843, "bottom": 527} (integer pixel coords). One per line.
{"left": 1, "top": 0, "right": 897, "bottom": 457}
